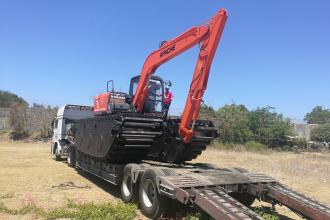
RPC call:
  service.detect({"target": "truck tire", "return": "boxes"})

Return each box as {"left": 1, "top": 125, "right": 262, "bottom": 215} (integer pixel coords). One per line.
{"left": 55, "top": 147, "right": 61, "bottom": 161}
{"left": 121, "top": 164, "right": 140, "bottom": 203}
{"left": 67, "top": 147, "right": 76, "bottom": 168}
{"left": 139, "top": 169, "right": 169, "bottom": 219}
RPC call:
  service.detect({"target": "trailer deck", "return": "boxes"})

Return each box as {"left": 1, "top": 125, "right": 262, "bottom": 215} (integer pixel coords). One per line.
{"left": 75, "top": 152, "right": 330, "bottom": 219}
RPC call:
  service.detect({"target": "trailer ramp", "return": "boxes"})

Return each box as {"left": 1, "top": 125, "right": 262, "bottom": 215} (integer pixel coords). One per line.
{"left": 248, "top": 183, "right": 330, "bottom": 220}
{"left": 193, "top": 187, "right": 263, "bottom": 220}
{"left": 156, "top": 166, "right": 330, "bottom": 220}
{"left": 158, "top": 172, "right": 272, "bottom": 219}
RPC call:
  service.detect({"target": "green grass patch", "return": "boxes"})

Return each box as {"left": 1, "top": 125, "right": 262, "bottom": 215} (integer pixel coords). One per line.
{"left": 0, "top": 200, "right": 136, "bottom": 220}
{"left": 253, "top": 206, "right": 280, "bottom": 220}
{"left": 245, "top": 141, "right": 267, "bottom": 151}
{"left": 185, "top": 206, "right": 280, "bottom": 220}
{"left": 185, "top": 211, "right": 210, "bottom": 220}
{"left": 211, "top": 141, "right": 268, "bottom": 152}
{"left": 0, "top": 202, "right": 42, "bottom": 215}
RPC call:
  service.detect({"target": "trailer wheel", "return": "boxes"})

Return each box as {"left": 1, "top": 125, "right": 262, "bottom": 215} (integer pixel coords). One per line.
{"left": 67, "top": 147, "right": 76, "bottom": 168}
{"left": 121, "top": 164, "right": 140, "bottom": 203}
{"left": 231, "top": 192, "right": 255, "bottom": 207}
{"left": 139, "top": 169, "right": 169, "bottom": 219}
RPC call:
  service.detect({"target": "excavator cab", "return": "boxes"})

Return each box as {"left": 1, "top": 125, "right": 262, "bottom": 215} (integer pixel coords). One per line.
{"left": 129, "top": 75, "right": 164, "bottom": 114}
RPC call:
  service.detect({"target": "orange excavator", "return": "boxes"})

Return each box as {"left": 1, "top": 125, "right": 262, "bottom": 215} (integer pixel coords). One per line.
{"left": 71, "top": 9, "right": 228, "bottom": 163}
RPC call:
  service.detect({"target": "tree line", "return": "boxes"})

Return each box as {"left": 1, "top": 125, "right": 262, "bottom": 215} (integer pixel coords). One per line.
{"left": 1, "top": 89, "right": 329, "bottom": 145}
{"left": 200, "top": 104, "right": 293, "bottom": 148}
{"left": 200, "top": 104, "right": 330, "bottom": 148}
{"left": 0, "top": 90, "right": 57, "bottom": 140}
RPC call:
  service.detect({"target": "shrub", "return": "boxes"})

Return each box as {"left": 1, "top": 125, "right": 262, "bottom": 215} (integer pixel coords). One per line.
{"left": 9, "top": 130, "right": 29, "bottom": 140}
{"left": 291, "top": 137, "right": 307, "bottom": 148}
{"left": 249, "top": 107, "right": 293, "bottom": 147}
{"left": 217, "top": 104, "right": 254, "bottom": 143}
{"left": 310, "top": 123, "right": 330, "bottom": 142}
{"left": 9, "top": 103, "right": 29, "bottom": 140}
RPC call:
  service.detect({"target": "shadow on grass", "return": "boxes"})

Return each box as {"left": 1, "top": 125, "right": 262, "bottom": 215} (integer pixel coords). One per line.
{"left": 51, "top": 156, "right": 121, "bottom": 199}
{"left": 76, "top": 169, "right": 121, "bottom": 199}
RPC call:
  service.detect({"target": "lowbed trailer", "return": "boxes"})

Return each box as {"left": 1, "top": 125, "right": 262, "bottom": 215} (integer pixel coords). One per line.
{"left": 66, "top": 149, "right": 330, "bottom": 219}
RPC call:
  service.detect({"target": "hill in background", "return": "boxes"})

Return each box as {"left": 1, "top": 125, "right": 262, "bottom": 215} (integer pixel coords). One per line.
{"left": 0, "top": 90, "right": 57, "bottom": 140}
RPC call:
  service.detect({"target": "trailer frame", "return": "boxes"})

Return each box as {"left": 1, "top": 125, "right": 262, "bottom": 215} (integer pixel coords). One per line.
{"left": 70, "top": 149, "right": 330, "bottom": 220}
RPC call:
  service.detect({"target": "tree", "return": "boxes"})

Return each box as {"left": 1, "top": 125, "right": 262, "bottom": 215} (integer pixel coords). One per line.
{"left": 199, "top": 104, "right": 218, "bottom": 120}
{"left": 0, "top": 90, "right": 28, "bottom": 108}
{"left": 249, "top": 107, "right": 292, "bottom": 147}
{"left": 9, "top": 103, "right": 29, "bottom": 139}
{"left": 310, "top": 123, "right": 330, "bottom": 142}
{"left": 217, "top": 104, "right": 253, "bottom": 143}
{"left": 32, "top": 103, "right": 45, "bottom": 109}
{"left": 304, "top": 106, "right": 330, "bottom": 124}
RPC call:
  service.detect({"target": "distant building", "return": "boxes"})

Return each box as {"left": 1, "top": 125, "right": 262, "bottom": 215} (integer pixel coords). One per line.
{"left": 293, "top": 123, "right": 318, "bottom": 140}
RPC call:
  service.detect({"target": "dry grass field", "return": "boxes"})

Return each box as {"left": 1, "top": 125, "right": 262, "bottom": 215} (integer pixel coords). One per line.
{"left": 0, "top": 139, "right": 329, "bottom": 219}
{"left": 0, "top": 141, "right": 133, "bottom": 220}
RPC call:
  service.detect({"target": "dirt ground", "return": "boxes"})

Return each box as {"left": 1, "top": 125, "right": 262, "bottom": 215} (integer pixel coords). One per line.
{"left": 0, "top": 141, "right": 329, "bottom": 220}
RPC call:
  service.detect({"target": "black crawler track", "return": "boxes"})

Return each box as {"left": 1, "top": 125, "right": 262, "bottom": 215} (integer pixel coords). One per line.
{"left": 70, "top": 113, "right": 217, "bottom": 163}
{"left": 159, "top": 118, "right": 217, "bottom": 163}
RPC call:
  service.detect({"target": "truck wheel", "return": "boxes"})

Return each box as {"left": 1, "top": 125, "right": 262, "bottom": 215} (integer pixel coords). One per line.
{"left": 67, "top": 147, "right": 76, "bottom": 168}
{"left": 121, "top": 164, "right": 140, "bottom": 203}
{"left": 139, "top": 169, "right": 169, "bottom": 219}
{"left": 55, "top": 147, "right": 61, "bottom": 161}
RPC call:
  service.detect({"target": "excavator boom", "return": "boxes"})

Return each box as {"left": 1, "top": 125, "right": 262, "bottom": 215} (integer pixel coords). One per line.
{"left": 133, "top": 9, "right": 228, "bottom": 143}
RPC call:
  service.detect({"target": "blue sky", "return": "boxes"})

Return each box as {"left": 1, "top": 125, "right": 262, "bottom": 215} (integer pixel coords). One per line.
{"left": 0, "top": 0, "right": 329, "bottom": 121}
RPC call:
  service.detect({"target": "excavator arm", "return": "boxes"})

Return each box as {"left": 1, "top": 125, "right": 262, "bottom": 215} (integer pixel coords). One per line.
{"left": 133, "top": 9, "right": 228, "bottom": 143}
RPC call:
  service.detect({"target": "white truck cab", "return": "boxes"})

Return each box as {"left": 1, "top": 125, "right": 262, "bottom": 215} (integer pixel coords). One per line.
{"left": 51, "top": 105, "right": 93, "bottom": 160}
